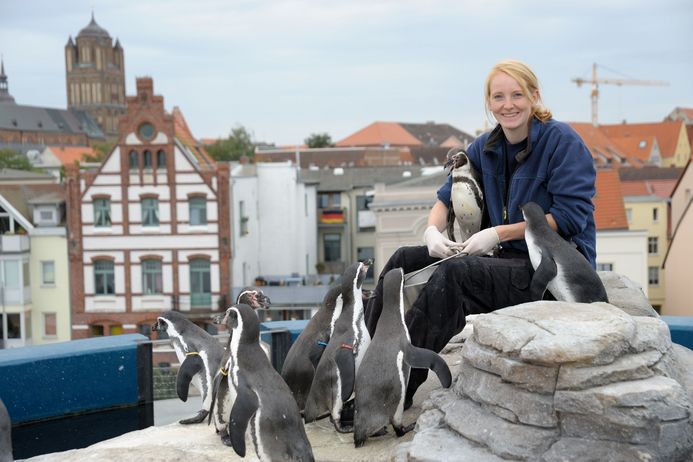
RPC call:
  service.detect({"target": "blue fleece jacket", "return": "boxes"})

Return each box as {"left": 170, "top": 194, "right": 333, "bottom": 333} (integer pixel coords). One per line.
{"left": 437, "top": 117, "right": 597, "bottom": 266}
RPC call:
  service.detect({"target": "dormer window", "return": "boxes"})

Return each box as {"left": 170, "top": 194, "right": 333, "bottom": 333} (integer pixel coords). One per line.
{"left": 639, "top": 140, "right": 647, "bottom": 149}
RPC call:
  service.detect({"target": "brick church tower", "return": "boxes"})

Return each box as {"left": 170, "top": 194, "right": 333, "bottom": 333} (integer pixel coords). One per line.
{"left": 65, "top": 13, "right": 126, "bottom": 138}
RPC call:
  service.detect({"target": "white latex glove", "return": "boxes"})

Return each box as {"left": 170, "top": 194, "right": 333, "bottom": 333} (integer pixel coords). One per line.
{"left": 461, "top": 227, "right": 500, "bottom": 256}
{"left": 424, "top": 225, "right": 460, "bottom": 258}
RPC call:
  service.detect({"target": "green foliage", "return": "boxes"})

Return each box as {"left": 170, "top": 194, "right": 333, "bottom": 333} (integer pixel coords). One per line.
{"left": 206, "top": 125, "right": 256, "bottom": 161}
{"left": 305, "top": 132, "right": 334, "bottom": 148}
{"left": 0, "top": 148, "right": 34, "bottom": 171}
{"left": 84, "top": 140, "right": 116, "bottom": 162}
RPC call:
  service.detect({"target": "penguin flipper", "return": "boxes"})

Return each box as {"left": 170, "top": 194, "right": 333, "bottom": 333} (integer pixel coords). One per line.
{"left": 446, "top": 206, "right": 456, "bottom": 242}
{"left": 176, "top": 354, "right": 205, "bottom": 402}
{"left": 207, "top": 369, "right": 225, "bottom": 425}
{"left": 403, "top": 343, "right": 452, "bottom": 388}
{"left": 335, "top": 347, "right": 356, "bottom": 402}
{"left": 228, "top": 380, "right": 259, "bottom": 458}
{"left": 307, "top": 337, "right": 328, "bottom": 369}
{"left": 531, "top": 252, "right": 557, "bottom": 301}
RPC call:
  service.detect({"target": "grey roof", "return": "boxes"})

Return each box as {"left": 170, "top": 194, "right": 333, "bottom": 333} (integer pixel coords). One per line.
{"left": 0, "top": 184, "right": 66, "bottom": 224}
{"left": 618, "top": 166, "right": 684, "bottom": 181}
{"left": 299, "top": 166, "right": 426, "bottom": 191}
{"left": 78, "top": 14, "right": 111, "bottom": 39}
{"left": 0, "top": 103, "right": 105, "bottom": 139}
{"left": 400, "top": 122, "right": 475, "bottom": 147}
{"left": 0, "top": 168, "right": 55, "bottom": 181}
{"left": 389, "top": 169, "right": 448, "bottom": 188}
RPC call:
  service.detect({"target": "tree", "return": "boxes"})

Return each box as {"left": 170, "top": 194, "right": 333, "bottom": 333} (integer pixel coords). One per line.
{"left": 305, "top": 132, "right": 334, "bottom": 148}
{"left": 206, "top": 125, "right": 256, "bottom": 161}
{"left": 0, "top": 148, "right": 34, "bottom": 171}
{"left": 82, "top": 140, "right": 116, "bottom": 163}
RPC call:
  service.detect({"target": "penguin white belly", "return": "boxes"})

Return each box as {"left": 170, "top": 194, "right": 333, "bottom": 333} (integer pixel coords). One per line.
{"left": 526, "top": 232, "right": 543, "bottom": 270}
{"left": 393, "top": 350, "right": 407, "bottom": 425}
{"left": 547, "top": 262, "right": 577, "bottom": 302}
{"left": 252, "top": 396, "right": 269, "bottom": 462}
{"left": 452, "top": 183, "right": 482, "bottom": 240}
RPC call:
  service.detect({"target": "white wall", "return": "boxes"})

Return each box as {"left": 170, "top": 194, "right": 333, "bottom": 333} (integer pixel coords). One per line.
{"left": 230, "top": 174, "right": 260, "bottom": 288}
{"left": 595, "top": 229, "right": 648, "bottom": 296}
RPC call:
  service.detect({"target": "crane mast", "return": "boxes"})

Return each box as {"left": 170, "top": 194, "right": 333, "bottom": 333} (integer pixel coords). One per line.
{"left": 572, "top": 63, "right": 668, "bottom": 126}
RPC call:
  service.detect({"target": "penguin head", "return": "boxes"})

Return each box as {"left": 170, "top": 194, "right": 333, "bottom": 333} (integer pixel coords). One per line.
{"left": 444, "top": 146, "right": 469, "bottom": 175}
{"left": 222, "top": 303, "right": 260, "bottom": 343}
{"left": 520, "top": 202, "right": 546, "bottom": 225}
{"left": 236, "top": 287, "right": 271, "bottom": 310}
{"left": 152, "top": 310, "right": 187, "bottom": 334}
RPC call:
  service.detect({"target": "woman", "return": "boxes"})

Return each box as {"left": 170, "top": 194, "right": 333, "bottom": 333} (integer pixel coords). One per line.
{"left": 364, "top": 59, "right": 597, "bottom": 408}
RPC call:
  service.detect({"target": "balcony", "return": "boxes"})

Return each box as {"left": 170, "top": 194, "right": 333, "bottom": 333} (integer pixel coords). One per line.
{"left": 318, "top": 208, "right": 346, "bottom": 227}
{"left": 0, "top": 234, "right": 30, "bottom": 252}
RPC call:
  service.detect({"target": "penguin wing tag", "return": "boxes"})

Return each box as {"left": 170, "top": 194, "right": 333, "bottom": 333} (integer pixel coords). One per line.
{"left": 335, "top": 347, "right": 356, "bottom": 402}
{"left": 176, "top": 354, "right": 205, "bottom": 402}
{"left": 229, "top": 379, "right": 259, "bottom": 458}
{"left": 403, "top": 343, "right": 452, "bottom": 388}
{"left": 530, "top": 252, "right": 558, "bottom": 301}
{"left": 308, "top": 337, "right": 329, "bottom": 368}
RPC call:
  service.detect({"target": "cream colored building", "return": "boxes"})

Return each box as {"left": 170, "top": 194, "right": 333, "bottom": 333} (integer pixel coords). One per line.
{"left": 663, "top": 161, "right": 693, "bottom": 315}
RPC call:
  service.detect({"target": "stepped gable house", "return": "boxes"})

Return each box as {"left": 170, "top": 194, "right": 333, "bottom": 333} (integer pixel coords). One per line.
{"left": 65, "top": 77, "right": 230, "bottom": 338}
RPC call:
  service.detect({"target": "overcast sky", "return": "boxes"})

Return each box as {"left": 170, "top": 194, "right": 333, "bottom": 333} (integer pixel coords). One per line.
{"left": 2, "top": 0, "right": 692, "bottom": 146}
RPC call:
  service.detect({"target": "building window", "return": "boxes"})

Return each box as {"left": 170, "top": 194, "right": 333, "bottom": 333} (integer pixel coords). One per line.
{"left": 43, "top": 313, "right": 57, "bottom": 337}
{"left": 94, "top": 260, "right": 115, "bottom": 295}
{"left": 648, "top": 266, "right": 660, "bottom": 286}
{"left": 39, "top": 210, "right": 53, "bottom": 222}
{"left": 143, "top": 150, "right": 153, "bottom": 169}
{"left": 357, "top": 247, "right": 375, "bottom": 281}
{"left": 239, "top": 200, "right": 248, "bottom": 235}
{"left": 324, "top": 233, "right": 341, "bottom": 262}
{"left": 318, "top": 192, "right": 341, "bottom": 208}
{"left": 0, "top": 313, "right": 21, "bottom": 340}
{"left": 190, "top": 259, "right": 211, "bottom": 307}
{"left": 652, "top": 207, "right": 658, "bottom": 223}
{"left": 41, "top": 261, "right": 55, "bottom": 285}
{"left": 142, "top": 259, "right": 163, "bottom": 295}
{"left": 157, "top": 150, "right": 166, "bottom": 168}
{"left": 90, "top": 325, "right": 104, "bottom": 337}
{"left": 3, "top": 260, "right": 19, "bottom": 289}
{"left": 189, "top": 197, "right": 207, "bottom": 226}
{"left": 129, "top": 150, "right": 138, "bottom": 170}
{"left": 596, "top": 263, "right": 613, "bottom": 272}
{"left": 356, "top": 195, "right": 375, "bottom": 230}
{"left": 625, "top": 208, "right": 632, "bottom": 224}
{"left": 141, "top": 198, "right": 159, "bottom": 227}
{"left": 93, "top": 198, "right": 111, "bottom": 227}
{"left": 647, "top": 237, "right": 658, "bottom": 255}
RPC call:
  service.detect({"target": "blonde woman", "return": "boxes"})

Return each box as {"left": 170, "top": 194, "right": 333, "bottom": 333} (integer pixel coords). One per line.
{"left": 364, "top": 59, "right": 597, "bottom": 408}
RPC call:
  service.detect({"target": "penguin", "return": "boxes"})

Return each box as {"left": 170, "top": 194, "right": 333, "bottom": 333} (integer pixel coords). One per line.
{"left": 222, "top": 303, "right": 314, "bottom": 462}
{"left": 353, "top": 268, "right": 452, "bottom": 448}
{"left": 151, "top": 310, "right": 225, "bottom": 424}
{"left": 281, "top": 282, "right": 343, "bottom": 411}
{"left": 209, "top": 288, "right": 271, "bottom": 445}
{"left": 303, "top": 260, "right": 371, "bottom": 433}
{"left": 521, "top": 201, "right": 609, "bottom": 303}
{"left": 444, "top": 146, "right": 484, "bottom": 243}
{"left": 0, "top": 397, "right": 12, "bottom": 462}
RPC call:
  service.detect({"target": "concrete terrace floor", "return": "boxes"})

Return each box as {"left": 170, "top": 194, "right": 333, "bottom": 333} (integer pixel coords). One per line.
{"left": 22, "top": 352, "right": 461, "bottom": 462}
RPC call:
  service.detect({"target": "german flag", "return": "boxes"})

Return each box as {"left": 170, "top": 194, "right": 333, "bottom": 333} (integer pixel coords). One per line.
{"left": 321, "top": 209, "right": 344, "bottom": 224}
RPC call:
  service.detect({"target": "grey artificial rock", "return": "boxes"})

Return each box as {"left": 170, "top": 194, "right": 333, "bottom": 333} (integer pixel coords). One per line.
{"left": 630, "top": 315, "right": 673, "bottom": 353}
{"left": 556, "top": 349, "right": 661, "bottom": 391}
{"left": 456, "top": 360, "right": 557, "bottom": 428}
{"left": 441, "top": 395, "right": 559, "bottom": 460}
{"left": 462, "top": 338, "right": 558, "bottom": 394}
{"left": 414, "top": 409, "right": 444, "bottom": 432}
{"left": 542, "top": 437, "right": 658, "bottom": 462}
{"left": 473, "top": 301, "right": 637, "bottom": 365}
{"left": 393, "top": 427, "right": 508, "bottom": 462}
{"left": 598, "top": 271, "right": 659, "bottom": 318}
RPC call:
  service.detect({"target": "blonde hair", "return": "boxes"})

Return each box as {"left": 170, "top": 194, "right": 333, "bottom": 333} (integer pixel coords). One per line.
{"left": 484, "top": 59, "right": 552, "bottom": 123}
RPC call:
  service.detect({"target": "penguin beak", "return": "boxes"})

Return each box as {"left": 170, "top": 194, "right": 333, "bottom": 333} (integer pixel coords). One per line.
{"left": 211, "top": 313, "right": 224, "bottom": 324}
{"left": 258, "top": 293, "right": 271, "bottom": 309}
{"left": 151, "top": 319, "right": 162, "bottom": 331}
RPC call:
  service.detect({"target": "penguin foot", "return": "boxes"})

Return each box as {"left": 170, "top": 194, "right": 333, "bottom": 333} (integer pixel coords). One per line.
{"left": 220, "top": 431, "right": 233, "bottom": 447}
{"left": 393, "top": 422, "right": 415, "bottom": 437}
{"left": 179, "top": 409, "right": 209, "bottom": 424}
{"left": 371, "top": 427, "right": 388, "bottom": 437}
{"left": 330, "top": 416, "right": 354, "bottom": 433}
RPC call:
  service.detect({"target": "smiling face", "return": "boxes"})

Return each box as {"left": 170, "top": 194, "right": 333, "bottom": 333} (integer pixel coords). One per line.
{"left": 488, "top": 71, "right": 538, "bottom": 144}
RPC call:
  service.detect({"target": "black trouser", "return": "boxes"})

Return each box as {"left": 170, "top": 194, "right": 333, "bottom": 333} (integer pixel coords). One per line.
{"left": 364, "top": 245, "right": 535, "bottom": 401}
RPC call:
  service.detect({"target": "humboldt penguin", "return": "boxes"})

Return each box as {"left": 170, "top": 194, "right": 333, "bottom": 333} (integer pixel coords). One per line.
{"left": 353, "top": 268, "right": 452, "bottom": 447}
{"left": 303, "top": 260, "right": 371, "bottom": 433}
{"left": 444, "top": 146, "right": 484, "bottom": 243}
{"left": 521, "top": 201, "right": 608, "bottom": 303}
{"left": 222, "top": 303, "right": 314, "bottom": 461}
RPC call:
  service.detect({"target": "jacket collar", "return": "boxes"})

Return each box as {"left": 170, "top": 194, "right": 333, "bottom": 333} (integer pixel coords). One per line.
{"left": 483, "top": 116, "right": 540, "bottom": 163}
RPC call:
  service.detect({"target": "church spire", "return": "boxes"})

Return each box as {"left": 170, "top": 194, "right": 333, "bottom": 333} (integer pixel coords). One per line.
{"left": 0, "top": 55, "right": 16, "bottom": 104}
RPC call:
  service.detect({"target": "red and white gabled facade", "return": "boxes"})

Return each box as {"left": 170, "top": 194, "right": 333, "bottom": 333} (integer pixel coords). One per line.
{"left": 66, "top": 77, "right": 231, "bottom": 339}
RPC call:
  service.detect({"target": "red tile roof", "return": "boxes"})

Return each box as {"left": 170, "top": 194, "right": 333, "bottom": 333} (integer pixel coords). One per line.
{"left": 610, "top": 135, "right": 658, "bottom": 164}
{"left": 47, "top": 146, "right": 97, "bottom": 165}
{"left": 594, "top": 169, "right": 628, "bottom": 230}
{"left": 600, "top": 121, "right": 685, "bottom": 158}
{"left": 337, "top": 122, "right": 423, "bottom": 147}
{"left": 172, "top": 107, "right": 215, "bottom": 168}
{"left": 569, "top": 123, "right": 626, "bottom": 165}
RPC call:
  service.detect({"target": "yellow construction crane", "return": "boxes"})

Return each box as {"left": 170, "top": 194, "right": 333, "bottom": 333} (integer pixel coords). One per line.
{"left": 572, "top": 63, "right": 668, "bottom": 126}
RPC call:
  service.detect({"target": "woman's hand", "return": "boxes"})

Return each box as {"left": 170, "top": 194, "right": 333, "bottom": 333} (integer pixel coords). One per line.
{"left": 424, "top": 226, "right": 460, "bottom": 258}
{"left": 461, "top": 227, "right": 500, "bottom": 256}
